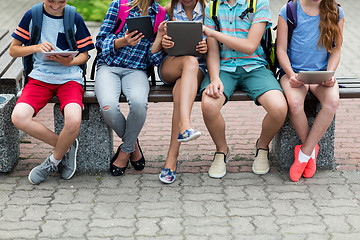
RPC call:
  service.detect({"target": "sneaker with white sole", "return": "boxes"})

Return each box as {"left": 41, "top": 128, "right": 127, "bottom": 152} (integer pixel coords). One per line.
{"left": 177, "top": 128, "right": 201, "bottom": 142}
{"left": 28, "top": 154, "right": 58, "bottom": 184}
{"left": 208, "top": 147, "right": 230, "bottom": 179}
{"left": 60, "top": 139, "right": 79, "bottom": 180}
{"left": 252, "top": 141, "right": 270, "bottom": 175}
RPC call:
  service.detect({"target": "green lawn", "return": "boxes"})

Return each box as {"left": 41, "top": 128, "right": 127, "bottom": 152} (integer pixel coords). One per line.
{"left": 68, "top": 0, "right": 169, "bottom": 22}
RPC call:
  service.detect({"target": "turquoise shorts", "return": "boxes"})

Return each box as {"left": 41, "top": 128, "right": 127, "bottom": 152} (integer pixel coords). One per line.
{"left": 200, "top": 66, "right": 283, "bottom": 105}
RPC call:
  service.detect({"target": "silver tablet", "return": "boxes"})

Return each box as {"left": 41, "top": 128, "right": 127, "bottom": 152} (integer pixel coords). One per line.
{"left": 167, "top": 21, "right": 203, "bottom": 57}
{"left": 43, "top": 51, "right": 79, "bottom": 57}
{"left": 298, "top": 71, "right": 335, "bottom": 84}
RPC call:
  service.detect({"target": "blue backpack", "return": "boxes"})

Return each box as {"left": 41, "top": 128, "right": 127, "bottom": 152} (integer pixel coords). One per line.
{"left": 23, "top": 3, "right": 86, "bottom": 84}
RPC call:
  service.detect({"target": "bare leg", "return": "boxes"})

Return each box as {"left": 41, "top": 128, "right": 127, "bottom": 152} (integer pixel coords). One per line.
{"left": 201, "top": 92, "right": 228, "bottom": 153}
{"left": 12, "top": 103, "right": 58, "bottom": 147}
{"left": 256, "top": 90, "right": 288, "bottom": 149}
{"left": 160, "top": 56, "right": 201, "bottom": 133}
{"left": 53, "top": 103, "right": 82, "bottom": 160}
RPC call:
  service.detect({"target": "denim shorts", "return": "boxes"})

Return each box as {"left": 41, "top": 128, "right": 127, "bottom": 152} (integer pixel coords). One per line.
{"left": 200, "top": 66, "right": 283, "bottom": 105}
{"left": 158, "top": 56, "right": 207, "bottom": 86}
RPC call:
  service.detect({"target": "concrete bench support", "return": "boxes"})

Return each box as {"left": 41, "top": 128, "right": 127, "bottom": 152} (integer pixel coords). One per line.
{"left": 54, "top": 103, "right": 113, "bottom": 173}
{"left": 0, "top": 94, "right": 19, "bottom": 172}
{"left": 272, "top": 99, "right": 335, "bottom": 170}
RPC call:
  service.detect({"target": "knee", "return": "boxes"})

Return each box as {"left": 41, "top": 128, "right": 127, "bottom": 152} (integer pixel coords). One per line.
{"left": 271, "top": 101, "right": 288, "bottom": 123}
{"left": 63, "top": 114, "right": 81, "bottom": 132}
{"left": 322, "top": 97, "right": 339, "bottom": 114}
{"left": 129, "top": 98, "right": 148, "bottom": 116}
{"left": 288, "top": 98, "right": 305, "bottom": 115}
{"left": 183, "top": 56, "right": 199, "bottom": 72}
{"left": 201, "top": 95, "right": 219, "bottom": 118}
{"left": 11, "top": 110, "right": 29, "bottom": 130}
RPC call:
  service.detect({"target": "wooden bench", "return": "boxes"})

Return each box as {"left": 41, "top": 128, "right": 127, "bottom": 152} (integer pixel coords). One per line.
{"left": 0, "top": 29, "right": 24, "bottom": 95}
{"left": 2, "top": 27, "right": 360, "bottom": 173}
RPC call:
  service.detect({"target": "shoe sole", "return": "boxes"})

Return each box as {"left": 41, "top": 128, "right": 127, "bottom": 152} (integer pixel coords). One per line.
{"left": 251, "top": 166, "right": 270, "bottom": 175}
{"left": 159, "top": 173, "right": 176, "bottom": 184}
{"left": 208, "top": 171, "right": 226, "bottom": 179}
{"left": 177, "top": 132, "right": 201, "bottom": 143}
{"left": 63, "top": 139, "right": 79, "bottom": 180}
{"left": 28, "top": 167, "right": 38, "bottom": 185}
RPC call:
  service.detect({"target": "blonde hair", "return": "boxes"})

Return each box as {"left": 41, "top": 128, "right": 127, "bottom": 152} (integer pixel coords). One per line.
{"left": 127, "top": 0, "right": 155, "bottom": 16}
{"left": 318, "top": 0, "right": 342, "bottom": 53}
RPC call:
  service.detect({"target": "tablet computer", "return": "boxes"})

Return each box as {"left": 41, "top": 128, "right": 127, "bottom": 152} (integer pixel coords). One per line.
{"left": 126, "top": 16, "right": 154, "bottom": 39}
{"left": 43, "top": 51, "right": 79, "bottom": 58}
{"left": 167, "top": 21, "right": 203, "bottom": 58}
{"left": 298, "top": 71, "right": 335, "bottom": 84}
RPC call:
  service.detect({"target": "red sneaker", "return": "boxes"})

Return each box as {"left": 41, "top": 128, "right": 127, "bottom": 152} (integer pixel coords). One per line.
{"left": 303, "top": 144, "right": 319, "bottom": 178}
{"left": 290, "top": 145, "right": 307, "bottom": 182}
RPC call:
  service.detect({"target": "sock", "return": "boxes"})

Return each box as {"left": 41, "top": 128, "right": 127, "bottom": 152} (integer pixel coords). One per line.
{"left": 66, "top": 147, "right": 71, "bottom": 154}
{"left": 50, "top": 154, "right": 62, "bottom": 166}
{"left": 311, "top": 148, "right": 316, "bottom": 159}
{"left": 298, "top": 149, "right": 311, "bottom": 163}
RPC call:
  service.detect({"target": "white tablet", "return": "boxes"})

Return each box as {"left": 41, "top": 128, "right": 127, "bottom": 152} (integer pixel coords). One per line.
{"left": 167, "top": 21, "right": 203, "bottom": 58}
{"left": 43, "top": 51, "right": 79, "bottom": 58}
{"left": 298, "top": 71, "right": 335, "bottom": 84}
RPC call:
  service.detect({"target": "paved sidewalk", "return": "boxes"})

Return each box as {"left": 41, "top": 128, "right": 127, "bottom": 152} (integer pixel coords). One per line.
{"left": 1, "top": 0, "right": 360, "bottom": 239}
{"left": 2, "top": 171, "right": 360, "bottom": 239}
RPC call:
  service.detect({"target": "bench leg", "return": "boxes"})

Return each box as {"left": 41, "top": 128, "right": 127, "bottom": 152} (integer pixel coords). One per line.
{"left": 54, "top": 103, "right": 114, "bottom": 173}
{"left": 0, "top": 94, "right": 20, "bottom": 172}
{"left": 272, "top": 99, "right": 336, "bottom": 170}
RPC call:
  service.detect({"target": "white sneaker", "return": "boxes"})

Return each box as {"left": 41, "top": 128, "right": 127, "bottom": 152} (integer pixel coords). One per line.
{"left": 208, "top": 147, "right": 230, "bottom": 179}
{"left": 252, "top": 142, "right": 270, "bottom": 175}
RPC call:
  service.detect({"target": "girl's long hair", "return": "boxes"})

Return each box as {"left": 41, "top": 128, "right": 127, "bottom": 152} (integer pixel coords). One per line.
{"left": 167, "top": 0, "right": 208, "bottom": 21}
{"left": 318, "top": 0, "right": 342, "bottom": 53}
{"left": 128, "top": 0, "right": 154, "bottom": 16}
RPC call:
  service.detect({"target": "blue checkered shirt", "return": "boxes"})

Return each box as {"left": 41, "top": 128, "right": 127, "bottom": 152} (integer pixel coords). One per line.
{"left": 96, "top": 0, "right": 169, "bottom": 70}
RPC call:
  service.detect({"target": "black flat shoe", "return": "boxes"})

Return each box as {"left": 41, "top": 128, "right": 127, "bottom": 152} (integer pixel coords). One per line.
{"left": 130, "top": 139, "right": 146, "bottom": 171}
{"left": 110, "top": 146, "right": 129, "bottom": 176}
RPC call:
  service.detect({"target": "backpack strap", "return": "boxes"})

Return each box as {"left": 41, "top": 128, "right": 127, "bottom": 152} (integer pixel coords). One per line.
{"left": 114, "top": 0, "right": 131, "bottom": 35}
{"left": 240, "top": 0, "right": 257, "bottom": 20}
{"left": 286, "top": 0, "right": 297, "bottom": 46}
{"left": 154, "top": 5, "right": 166, "bottom": 33}
{"left": 30, "top": 3, "right": 44, "bottom": 45}
{"left": 209, "top": 0, "right": 220, "bottom": 31}
{"left": 63, "top": 4, "right": 77, "bottom": 51}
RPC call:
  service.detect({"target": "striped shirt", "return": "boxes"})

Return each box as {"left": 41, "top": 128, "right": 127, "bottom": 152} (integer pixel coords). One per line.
{"left": 173, "top": 1, "right": 203, "bottom": 22}
{"left": 12, "top": 8, "right": 94, "bottom": 85}
{"left": 204, "top": 0, "right": 272, "bottom": 72}
{"left": 96, "top": 0, "right": 169, "bottom": 70}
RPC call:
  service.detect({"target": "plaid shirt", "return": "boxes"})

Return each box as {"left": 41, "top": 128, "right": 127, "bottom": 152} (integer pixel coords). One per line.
{"left": 205, "top": 0, "right": 272, "bottom": 72}
{"left": 96, "top": 0, "right": 168, "bottom": 70}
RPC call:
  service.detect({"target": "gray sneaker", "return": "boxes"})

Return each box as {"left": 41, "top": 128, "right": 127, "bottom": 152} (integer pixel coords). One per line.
{"left": 60, "top": 139, "right": 79, "bottom": 180}
{"left": 28, "top": 155, "right": 58, "bottom": 184}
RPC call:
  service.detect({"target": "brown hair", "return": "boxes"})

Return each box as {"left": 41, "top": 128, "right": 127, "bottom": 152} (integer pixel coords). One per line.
{"left": 318, "top": 0, "right": 342, "bottom": 53}
{"left": 167, "top": 0, "right": 208, "bottom": 21}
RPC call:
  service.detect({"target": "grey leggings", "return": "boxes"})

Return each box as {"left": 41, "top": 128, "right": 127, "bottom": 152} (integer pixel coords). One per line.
{"left": 94, "top": 64, "right": 149, "bottom": 153}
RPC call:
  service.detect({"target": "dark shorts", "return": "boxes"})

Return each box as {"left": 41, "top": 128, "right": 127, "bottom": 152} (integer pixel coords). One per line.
{"left": 200, "top": 66, "right": 283, "bottom": 105}
{"left": 17, "top": 77, "right": 84, "bottom": 116}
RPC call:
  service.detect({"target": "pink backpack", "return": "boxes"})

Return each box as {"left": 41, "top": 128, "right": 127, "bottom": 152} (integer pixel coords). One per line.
{"left": 114, "top": 0, "right": 166, "bottom": 35}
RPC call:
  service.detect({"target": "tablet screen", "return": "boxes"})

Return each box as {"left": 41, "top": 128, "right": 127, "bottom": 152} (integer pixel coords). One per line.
{"left": 167, "top": 21, "right": 203, "bottom": 57}
{"left": 298, "top": 71, "right": 335, "bottom": 84}
{"left": 126, "top": 16, "right": 154, "bottom": 39}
